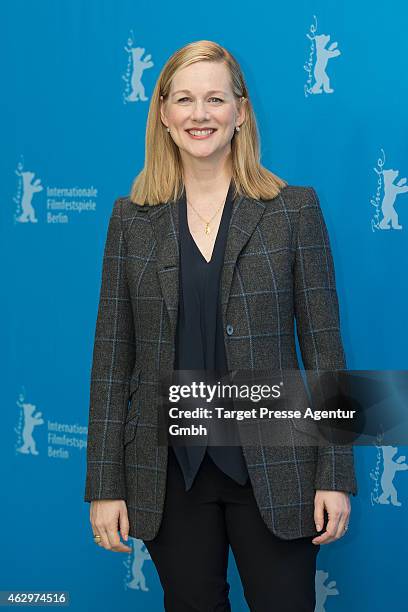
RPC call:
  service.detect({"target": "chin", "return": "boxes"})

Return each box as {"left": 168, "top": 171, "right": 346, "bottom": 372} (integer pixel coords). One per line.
{"left": 181, "top": 145, "right": 218, "bottom": 158}
{"left": 190, "top": 149, "right": 217, "bottom": 157}
{"left": 186, "top": 142, "right": 230, "bottom": 157}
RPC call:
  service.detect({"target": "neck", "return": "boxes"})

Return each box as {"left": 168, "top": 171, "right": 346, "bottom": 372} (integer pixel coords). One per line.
{"left": 181, "top": 152, "right": 232, "bottom": 207}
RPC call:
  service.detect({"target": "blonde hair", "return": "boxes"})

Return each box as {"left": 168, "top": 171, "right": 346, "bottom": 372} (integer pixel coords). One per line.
{"left": 130, "top": 40, "right": 287, "bottom": 206}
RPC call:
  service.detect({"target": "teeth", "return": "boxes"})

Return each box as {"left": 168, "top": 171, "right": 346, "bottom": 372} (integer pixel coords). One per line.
{"left": 188, "top": 129, "right": 214, "bottom": 135}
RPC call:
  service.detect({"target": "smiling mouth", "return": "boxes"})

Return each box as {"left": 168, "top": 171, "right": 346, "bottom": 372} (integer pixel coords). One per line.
{"left": 185, "top": 128, "right": 217, "bottom": 138}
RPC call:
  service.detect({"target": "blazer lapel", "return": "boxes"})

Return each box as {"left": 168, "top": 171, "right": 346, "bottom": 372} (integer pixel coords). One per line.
{"left": 219, "top": 195, "right": 267, "bottom": 324}
{"left": 149, "top": 189, "right": 267, "bottom": 343}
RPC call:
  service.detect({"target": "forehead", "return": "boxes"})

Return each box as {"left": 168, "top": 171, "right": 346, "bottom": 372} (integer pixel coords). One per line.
{"left": 170, "top": 61, "right": 231, "bottom": 94}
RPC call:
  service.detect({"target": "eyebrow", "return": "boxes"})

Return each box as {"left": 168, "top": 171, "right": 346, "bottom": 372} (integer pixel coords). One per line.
{"left": 171, "top": 89, "right": 227, "bottom": 97}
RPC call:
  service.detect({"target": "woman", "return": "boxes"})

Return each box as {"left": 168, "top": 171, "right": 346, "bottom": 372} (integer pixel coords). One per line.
{"left": 84, "top": 40, "right": 358, "bottom": 611}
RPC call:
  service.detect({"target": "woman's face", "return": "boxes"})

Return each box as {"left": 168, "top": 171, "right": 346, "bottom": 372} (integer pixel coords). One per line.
{"left": 160, "top": 61, "right": 245, "bottom": 162}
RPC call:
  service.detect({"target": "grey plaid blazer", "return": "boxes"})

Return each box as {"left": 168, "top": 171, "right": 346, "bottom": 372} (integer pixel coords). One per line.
{"left": 84, "top": 184, "right": 358, "bottom": 541}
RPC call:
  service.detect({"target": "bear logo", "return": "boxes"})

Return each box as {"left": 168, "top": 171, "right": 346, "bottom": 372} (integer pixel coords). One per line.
{"left": 16, "top": 170, "right": 43, "bottom": 223}
{"left": 126, "top": 538, "right": 151, "bottom": 591}
{"left": 315, "top": 569, "right": 339, "bottom": 611}
{"left": 16, "top": 399, "right": 44, "bottom": 455}
{"left": 377, "top": 446, "right": 407, "bottom": 505}
{"left": 378, "top": 169, "right": 408, "bottom": 230}
{"left": 124, "top": 46, "right": 154, "bottom": 102}
{"left": 310, "top": 34, "right": 341, "bottom": 95}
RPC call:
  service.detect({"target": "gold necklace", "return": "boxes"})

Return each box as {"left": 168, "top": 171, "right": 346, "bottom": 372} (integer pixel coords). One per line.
{"left": 187, "top": 199, "right": 225, "bottom": 235}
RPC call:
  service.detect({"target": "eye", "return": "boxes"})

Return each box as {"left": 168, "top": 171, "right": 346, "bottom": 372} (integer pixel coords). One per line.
{"left": 176, "top": 97, "right": 224, "bottom": 103}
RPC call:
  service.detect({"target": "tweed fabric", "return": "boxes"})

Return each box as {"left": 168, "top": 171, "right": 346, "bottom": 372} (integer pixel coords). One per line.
{"left": 84, "top": 184, "right": 358, "bottom": 541}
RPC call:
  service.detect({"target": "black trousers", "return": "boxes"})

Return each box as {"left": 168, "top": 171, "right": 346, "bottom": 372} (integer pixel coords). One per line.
{"left": 143, "top": 446, "right": 320, "bottom": 612}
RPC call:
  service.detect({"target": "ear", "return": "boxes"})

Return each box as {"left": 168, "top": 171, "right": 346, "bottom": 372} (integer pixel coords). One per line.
{"left": 237, "top": 97, "right": 247, "bottom": 128}
{"left": 160, "top": 95, "right": 168, "bottom": 129}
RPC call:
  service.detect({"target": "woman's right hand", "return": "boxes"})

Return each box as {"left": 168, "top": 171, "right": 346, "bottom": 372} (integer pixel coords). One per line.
{"left": 90, "top": 499, "right": 133, "bottom": 552}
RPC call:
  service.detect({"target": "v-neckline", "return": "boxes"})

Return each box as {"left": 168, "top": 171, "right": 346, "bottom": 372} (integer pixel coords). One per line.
{"left": 184, "top": 186, "right": 231, "bottom": 265}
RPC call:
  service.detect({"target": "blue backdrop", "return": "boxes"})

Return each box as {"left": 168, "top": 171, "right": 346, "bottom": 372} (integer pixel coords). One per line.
{"left": 3, "top": 0, "right": 407, "bottom": 610}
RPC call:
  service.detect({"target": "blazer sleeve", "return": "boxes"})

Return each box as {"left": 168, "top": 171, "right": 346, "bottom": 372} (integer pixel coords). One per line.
{"left": 84, "top": 197, "right": 136, "bottom": 502}
{"left": 293, "top": 187, "right": 358, "bottom": 496}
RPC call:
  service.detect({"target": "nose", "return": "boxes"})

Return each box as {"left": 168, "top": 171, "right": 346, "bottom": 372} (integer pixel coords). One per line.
{"left": 190, "top": 100, "right": 210, "bottom": 121}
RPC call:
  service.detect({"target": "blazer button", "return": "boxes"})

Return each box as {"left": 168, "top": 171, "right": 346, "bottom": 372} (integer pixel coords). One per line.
{"left": 226, "top": 324, "right": 234, "bottom": 335}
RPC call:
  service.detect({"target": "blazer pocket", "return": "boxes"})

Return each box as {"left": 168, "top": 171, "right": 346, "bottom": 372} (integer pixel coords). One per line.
{"left": 124, "top": 368, "right": 142, "bottom": 446}
{"left": 129, "top": 368, "right": 142, "bottom": 399}
{"left": 124, "top": 415, "right": 139, "bottom": 446}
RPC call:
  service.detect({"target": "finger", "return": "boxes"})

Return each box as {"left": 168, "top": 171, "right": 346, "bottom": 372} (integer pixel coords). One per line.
{"left": 104, "top": 520, "right": 120, "bottom": 550}
{"left": 97, "top": 525, "right": 111, "bottom": 550}
{"left": 326, "top": 507, "right": 341, "bottom": 537}
{"left": 312, "top": 528, "right": 335, "bottom": 545}
{"left": 119, "top": 506, "right": 130, "bottom": 543}
{"left": 106, "top": 529, "right": 120, "bottom": 551}
{"left": 312, "top": 529, "right": 331, "bottom": 545}
{"left": 314, "top": 499, "right": 325, "bottom": 533}
{"left": 325, "top": 513, "right": 342, "bottom": 543}
{"left": 92, "top": 531, "right": 103, "bottom": 547}
{"left": 104, "top": 514, "right": 128, "bottom": 551}
{"left": 91, "top": 518, "right": 103, "bottom": 548}
{"left": 313, "top": 511, "right": 341, "bottom": 545}
{"left": 106, "top": 529, "right": 132, "bottom": 552}
{"left": 335, "top": 513, "right": 349, "bottom": 539}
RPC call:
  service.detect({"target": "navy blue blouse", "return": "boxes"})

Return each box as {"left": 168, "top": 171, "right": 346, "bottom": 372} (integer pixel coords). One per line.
{"left": 172, "top": 180, "right": 249, "bottom": 491}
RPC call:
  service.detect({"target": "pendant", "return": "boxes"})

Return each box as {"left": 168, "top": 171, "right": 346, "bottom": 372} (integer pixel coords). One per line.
{"left": 205, "top": 223, "right": 211, "bottom": 235}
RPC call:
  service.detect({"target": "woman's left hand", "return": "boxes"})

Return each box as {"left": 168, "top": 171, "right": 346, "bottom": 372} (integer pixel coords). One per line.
{"left": 312, "top": 490, "right": 351, "bottom": 545}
